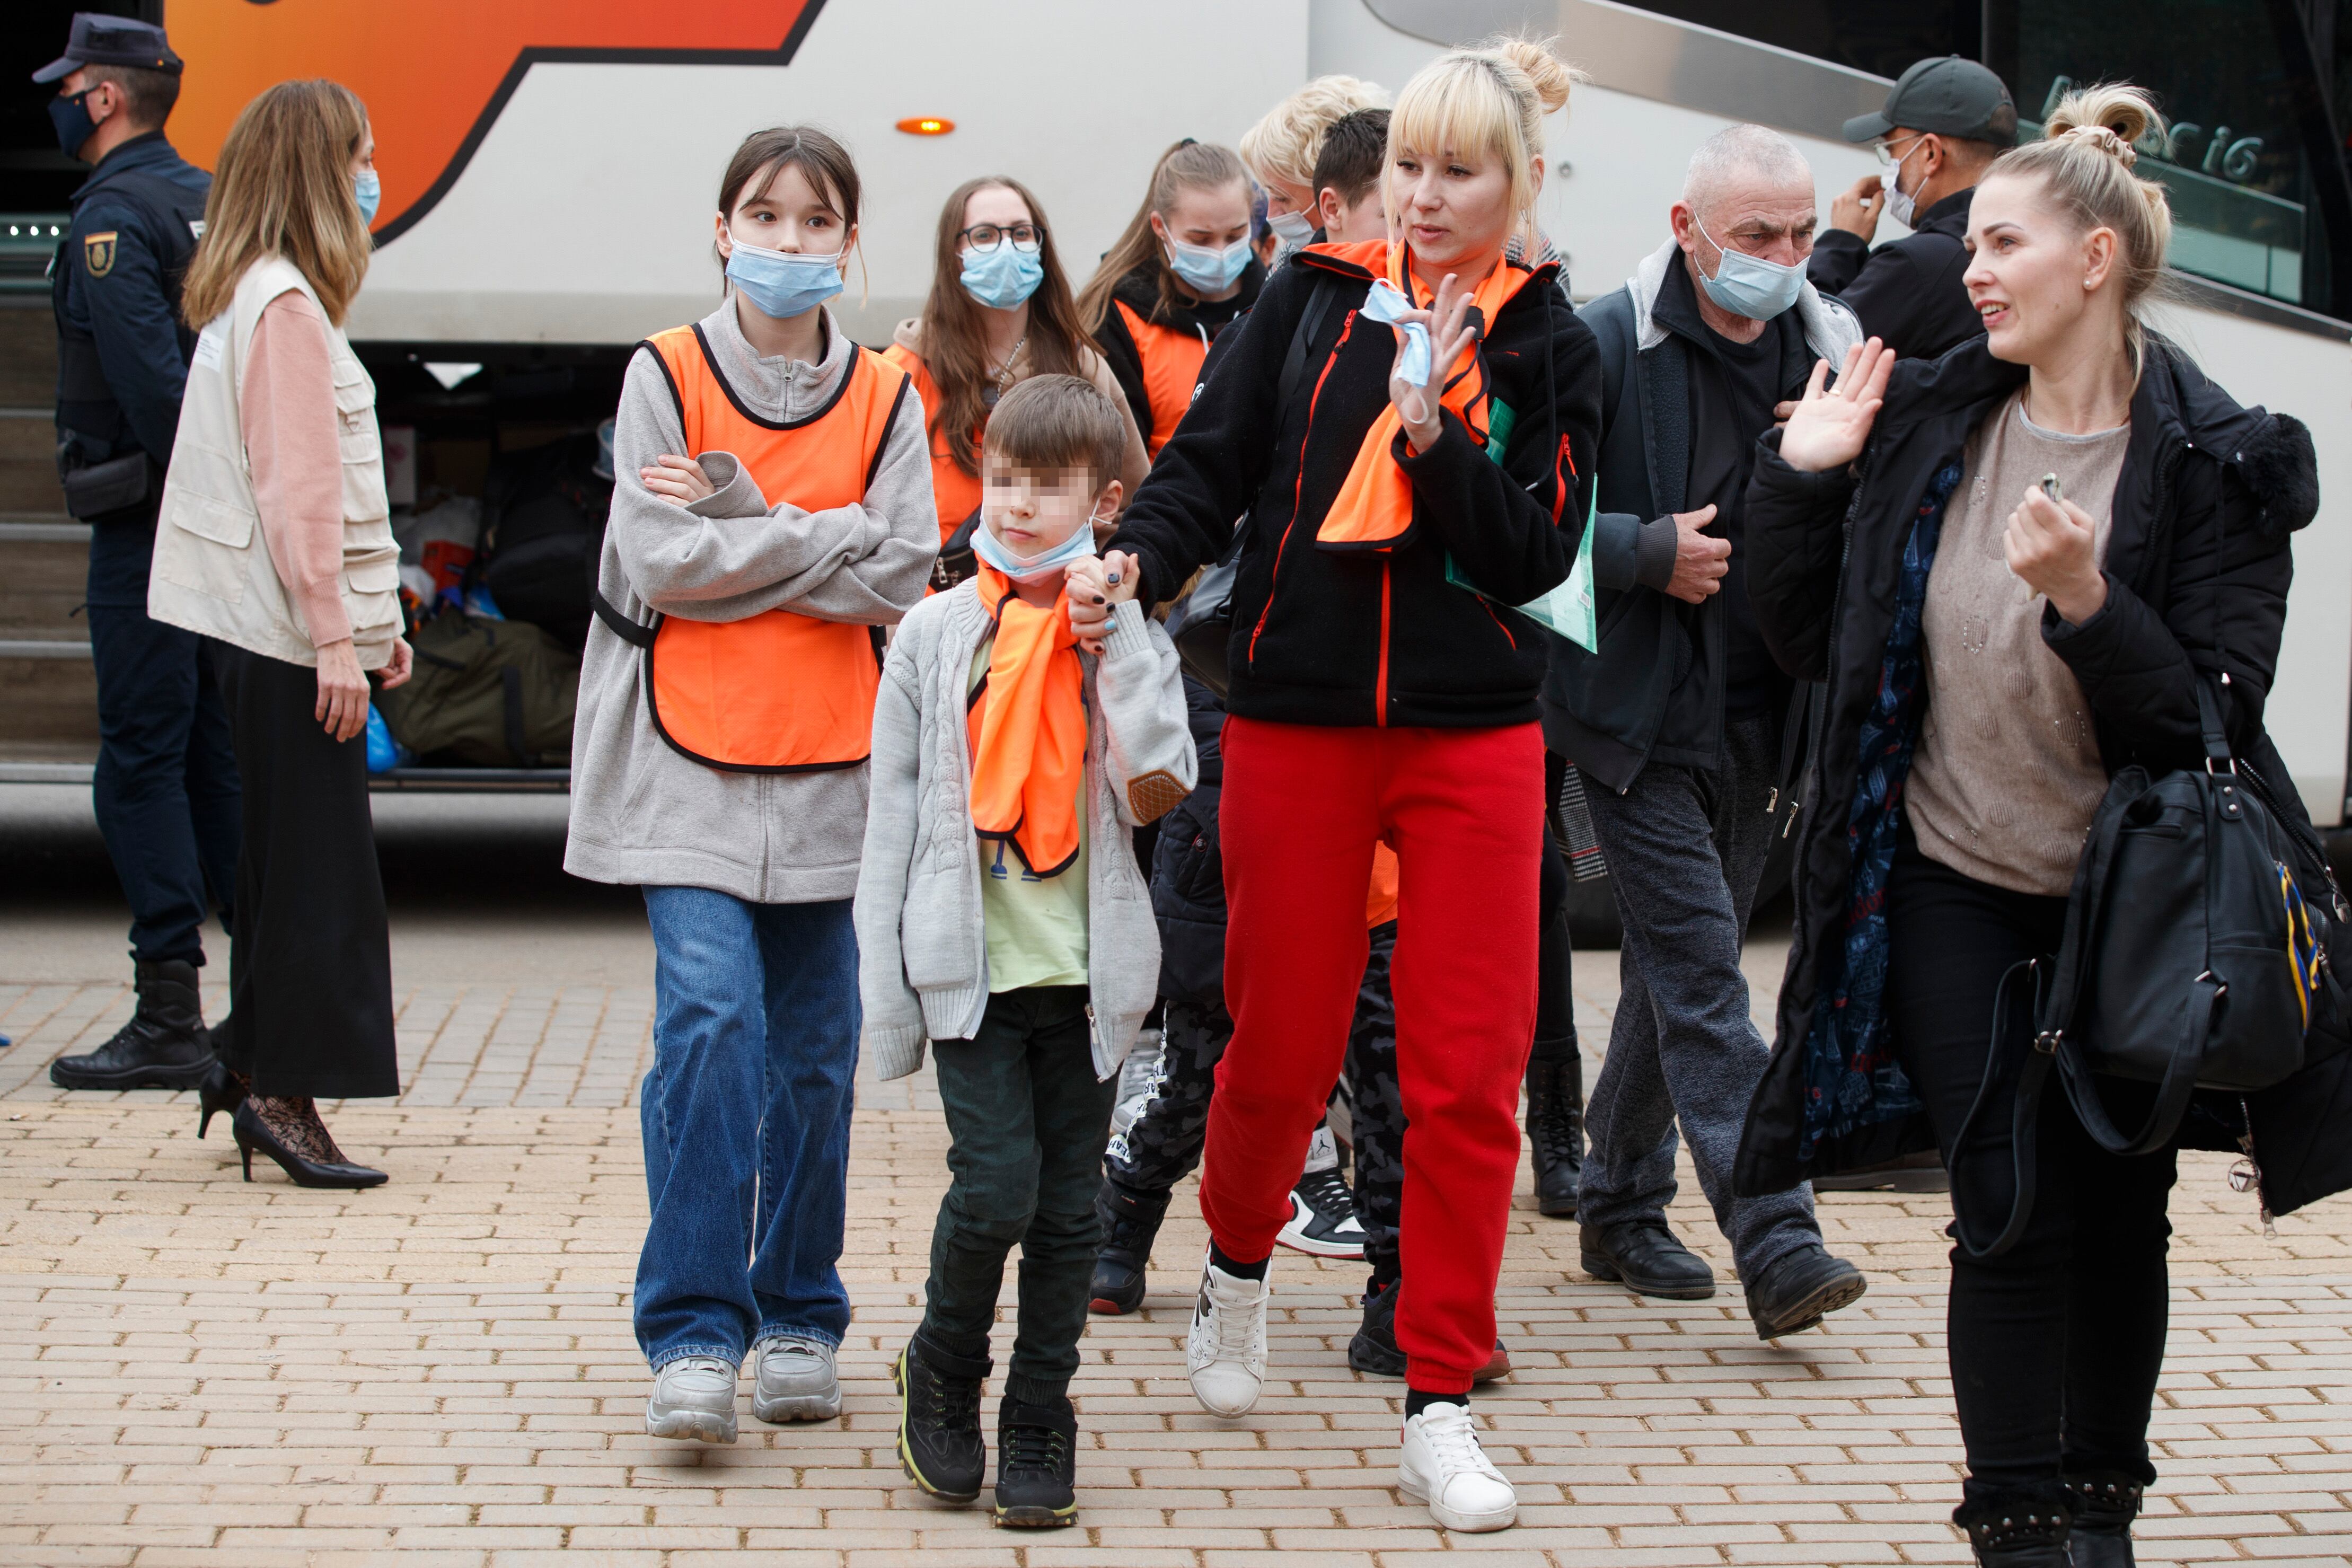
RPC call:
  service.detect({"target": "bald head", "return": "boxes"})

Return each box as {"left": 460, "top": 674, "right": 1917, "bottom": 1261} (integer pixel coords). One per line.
{"left": 1684, "top": 124, "right": 1813, "bottom": 220}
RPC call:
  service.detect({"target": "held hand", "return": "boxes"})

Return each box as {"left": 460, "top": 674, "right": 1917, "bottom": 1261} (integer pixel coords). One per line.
{"left": 1390, "top": 272, "right": 1478, "bottom": 453}
{"left": 378, "top": 636, "right": 415, "bottom": 691}
{"left": 640, "top": 453, "right": 716, "bottom": 505}
{"left": 1065, "top": 550, "right": 1139, "bottom": 653}
{"left": 1771, "top": 400, "right": 1796, "bottom": 429}
{"left": 1829, "top": 173, "right": 1883, "bottom": 242}
{"left": 314, "top": 637, "right": 371, "bottom": 743}
{"left": 1778, "top": 338, "right": 1896, "bottom": 473}
{"left": 2004, "top": 485, "right": 2108, "bottom": 623}
{"left": 1666, "top": 504, "right": 1732, "bottom": 604}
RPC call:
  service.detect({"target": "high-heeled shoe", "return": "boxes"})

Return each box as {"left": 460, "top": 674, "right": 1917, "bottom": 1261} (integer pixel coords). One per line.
{"left": 196, "top": 1060, "right": 246, "bottom": 1140}
{"left": 230, "top": 1100, "right": 387, "bottom": 1189}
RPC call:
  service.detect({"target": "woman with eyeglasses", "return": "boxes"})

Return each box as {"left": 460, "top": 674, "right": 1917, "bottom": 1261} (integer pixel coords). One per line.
{"left": 887, "top": 178, "right": 1146, "bottom": 564}
{"left": 1076, "top": 140, "right": 1264, "bottom": 460}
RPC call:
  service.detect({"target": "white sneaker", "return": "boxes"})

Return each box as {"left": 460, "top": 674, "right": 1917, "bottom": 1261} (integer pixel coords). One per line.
{"left": 645, "top": 1355, "right": 738, "bottom": 1443}
{"left": 1185, "top": 1252, "right": 1269, "bottom": 1417}
{"left": 1278, "top": 1126, "right": 1367, "bottom": 1258}
{"left": 1398, "top": 1401, "right": 1517, "bottom": 1532}
{"left": 751, "top": 1335, "right": 841, "bottom": 1423}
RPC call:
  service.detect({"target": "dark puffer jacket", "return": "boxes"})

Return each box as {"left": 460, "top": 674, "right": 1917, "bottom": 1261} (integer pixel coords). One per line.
{"left": 1732, "top": 334, "right": 2349, "bottom": 1222}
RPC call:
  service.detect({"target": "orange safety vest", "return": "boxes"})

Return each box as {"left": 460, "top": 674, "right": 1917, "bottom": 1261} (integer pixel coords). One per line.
{"left": 593, "top": 322, "right": 911, "bottom": 773}
{"left": 880, "top": 343, "right": 981, "bottom": 546}
{"left": 1113, "top": 298, "right": 1210, "bottom": 459}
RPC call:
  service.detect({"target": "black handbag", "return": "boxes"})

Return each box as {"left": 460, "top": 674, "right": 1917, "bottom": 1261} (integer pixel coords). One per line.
{"left": 1952, "top": 674, "right": 2349, "bottom": 1258}
{"left": 932, "top": 507, "right": 981, "bottom": 593}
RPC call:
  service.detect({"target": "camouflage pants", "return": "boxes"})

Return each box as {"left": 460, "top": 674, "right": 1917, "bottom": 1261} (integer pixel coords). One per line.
{"left": 1105, "top": 921, "right": 1405, "bottom": 1283}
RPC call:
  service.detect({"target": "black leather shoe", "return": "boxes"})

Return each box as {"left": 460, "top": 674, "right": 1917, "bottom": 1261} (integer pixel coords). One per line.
{"left": 1744, "top": 1244, "right": 1867, "bottom": 1340}
{"left": 231, "top": 1102, "right": 387, "bottom": 1189}
{"left": 894, "top": 1336, "right": 989, "bottom": 1503}
{"left": 1087, "top": 1179, "right": 1168, "bottom": 1316}
{"left": 1347, "top": 1279, "right": 1511, "bottom": 1382}
{"left": 50, "top": 959, "right": 215, "bottom": 1089}
{"left": 992, "top": 1395, "right": 1078, "bottom": 1527}
{"left": 2063, "top": 1474, "right": 2142, "bottom": 1566}
{"left": 196, "top": 1059, "right": 246, "bottom": 1139}
{"left": 1525, "top": 1049, "right": 1584, "bottom": 1218}
{"left": 1580, "top": 1218, "right": 1716, "bottom": 1299}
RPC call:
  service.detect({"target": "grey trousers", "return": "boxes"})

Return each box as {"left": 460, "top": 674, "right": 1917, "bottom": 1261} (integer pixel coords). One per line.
{"left": 1579, "top": 711, "right": 1819, "bottom": 1283}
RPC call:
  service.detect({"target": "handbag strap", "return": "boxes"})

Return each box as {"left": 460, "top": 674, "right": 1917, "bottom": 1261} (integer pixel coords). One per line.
{"left": 2194, "top": 671, "right": 2236, "bottom": 774}
{"left": 2056, "top": 963, "right": 2223, "bottom": 1157}
{"left": 1948, "top": 958, "right": 2050, "bottom": 1262}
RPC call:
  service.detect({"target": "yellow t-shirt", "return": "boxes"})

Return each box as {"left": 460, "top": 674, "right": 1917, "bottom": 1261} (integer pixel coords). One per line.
{"left": 970, "top": 641, "right": 1090, "bottom": 991}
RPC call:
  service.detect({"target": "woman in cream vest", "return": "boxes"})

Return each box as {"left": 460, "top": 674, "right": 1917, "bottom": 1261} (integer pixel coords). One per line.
{"left": 151, "top": 78, "right": 409, "bottom": 1189}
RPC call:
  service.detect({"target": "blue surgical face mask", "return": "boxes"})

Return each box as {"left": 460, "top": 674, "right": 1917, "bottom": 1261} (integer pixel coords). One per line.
{"left": 1693, "top": 218, "right": 1806, "bottom": 322}
{"left": 1164, "top": 232, "right": 1253, "bottom": 295}
{"left": 973, "top": 510, "right": 1104, "bottom": 584}
{"left": 1267, "top": 207, "right": 1317, "bottom": 263}
{"left": 959, "top": 242, "right": 1043, "bottom": 311}
{"left": 48, "top": 88, "right": 101, "bottom": 160}
{"left": 354, "top": 169, "right": 381, "bottom": 226}
{"left": 726, "top": 237, "right": 846, "bottom": 320}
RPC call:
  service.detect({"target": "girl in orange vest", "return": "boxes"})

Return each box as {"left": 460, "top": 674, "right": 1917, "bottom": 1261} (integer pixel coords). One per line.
{"left": 1073, "top": 38, "right": 1600, "bottom": 1534}
{"left": 1075, "top": 140, "right": 1264, "bottom": 460}
{"left": 563, "top": 127, "right": 937, "bottom": 1447}
{"left": 884, "top": 178, "right": 1145, "bottom": 573}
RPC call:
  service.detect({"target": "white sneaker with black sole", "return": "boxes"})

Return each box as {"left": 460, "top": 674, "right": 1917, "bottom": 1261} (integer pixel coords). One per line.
{"left": 1399, "top": 1400, "right": 1516, "bottom": 1532}
{"left": 645, "top": 1355, "right": 738, "bottom": 1443}
{"left": 1276, "top": 1125, "right": 1366, "bottom": 1258}
{"left": 1185, "top": 1251, "right": 1269, "bottom": 1417}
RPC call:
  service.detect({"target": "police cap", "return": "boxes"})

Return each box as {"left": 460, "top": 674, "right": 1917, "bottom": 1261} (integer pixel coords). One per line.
{"left": 1843, "top": 57, "right": 2017, "bottom": 149}
{"left": 32, "top": 13, "right": 183, "bottom": 84}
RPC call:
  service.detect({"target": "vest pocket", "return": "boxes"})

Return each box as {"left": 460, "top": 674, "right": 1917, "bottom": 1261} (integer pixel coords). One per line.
{"left": 156, "top": 496, "right": 253, "bottom": 604}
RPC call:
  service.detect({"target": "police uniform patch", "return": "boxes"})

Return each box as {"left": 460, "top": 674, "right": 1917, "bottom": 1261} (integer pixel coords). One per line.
{"left": 83, "top": 231, "right": 117, "bottom": 278}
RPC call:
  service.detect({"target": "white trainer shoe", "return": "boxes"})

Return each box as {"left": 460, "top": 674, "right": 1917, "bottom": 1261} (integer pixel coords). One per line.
{"left": 1398, "top": 1401, "right": 1517, "bottom": 1532}
{"left": 646, "top": 1355, "right": 738, "bottom": 1443}
{"left": 751, "top": 1335, "right": 841, "bottom": 1423}
{"left": 1185, "top": 1252, "right": 1269, "bottom": 1417}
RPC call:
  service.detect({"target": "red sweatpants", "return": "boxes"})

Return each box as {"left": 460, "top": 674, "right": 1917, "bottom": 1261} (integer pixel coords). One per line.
{"left": 1202, "top": 716, "right": 1542, "bottom": 1393}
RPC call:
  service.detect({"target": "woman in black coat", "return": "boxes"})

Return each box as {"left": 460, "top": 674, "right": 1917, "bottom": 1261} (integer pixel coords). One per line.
{"left": 1733, "top": 86, "right": 2337, "bottom": 1567}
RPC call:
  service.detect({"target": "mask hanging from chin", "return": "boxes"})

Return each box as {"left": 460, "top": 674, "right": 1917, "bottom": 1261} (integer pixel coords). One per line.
{"left": 1693, "top": 218, "right": 1805, "bottom": 322}
{"left": 726, "top": 239, "right": 847, "bottom": 320}
{"left": 972, "top": 514, "right": 1104, "bottom": 584}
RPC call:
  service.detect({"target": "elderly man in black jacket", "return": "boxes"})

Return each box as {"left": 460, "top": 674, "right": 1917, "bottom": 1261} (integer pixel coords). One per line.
{"left": 1544, "top": 125, "right": 1866, "bottom": 1341}
{"left": 1808, "top": 56, "right": 2019, "bottom": 362}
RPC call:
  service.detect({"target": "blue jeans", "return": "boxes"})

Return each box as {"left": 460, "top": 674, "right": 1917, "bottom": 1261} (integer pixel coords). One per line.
{"left": 637, "top": 887, "right": 860, "bottom": 1369}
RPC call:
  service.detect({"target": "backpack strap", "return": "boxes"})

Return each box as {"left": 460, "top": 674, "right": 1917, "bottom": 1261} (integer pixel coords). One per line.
{"left": 1275, "top": 275, "right": 1338, "bottom": 419}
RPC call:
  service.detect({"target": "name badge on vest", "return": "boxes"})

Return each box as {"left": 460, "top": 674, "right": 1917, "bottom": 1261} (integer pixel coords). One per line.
{"left": 83, "top": 231, "right": 117, "bottom": 278}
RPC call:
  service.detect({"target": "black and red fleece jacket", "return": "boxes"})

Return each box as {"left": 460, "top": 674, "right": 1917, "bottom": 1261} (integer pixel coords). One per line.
{"left": 1104, "top": 244, "right": 1602, "bottom": 731}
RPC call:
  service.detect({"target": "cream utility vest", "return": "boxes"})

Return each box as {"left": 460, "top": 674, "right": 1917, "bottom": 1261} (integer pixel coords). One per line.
{"left": 149, "top": 256, "right": 402, "bottom": 668}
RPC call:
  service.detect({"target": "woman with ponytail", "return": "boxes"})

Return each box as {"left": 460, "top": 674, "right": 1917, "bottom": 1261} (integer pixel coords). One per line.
{"left": 1742, "top": 85, "right": 2338, "bottom": 1566}
{"left": 1077, "top": 139, "right": 1263, "bottom": 457}
{"left": 1071, "top": 37, "right": 1599, "bottom": 1534}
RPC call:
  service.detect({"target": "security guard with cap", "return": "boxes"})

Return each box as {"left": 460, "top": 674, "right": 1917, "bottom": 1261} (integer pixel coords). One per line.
{"left": 38, "top": 13, "right": 240, "bottom": 1091}
{"left": 1808, "top": 56, "right": 2020, "bottom": 362}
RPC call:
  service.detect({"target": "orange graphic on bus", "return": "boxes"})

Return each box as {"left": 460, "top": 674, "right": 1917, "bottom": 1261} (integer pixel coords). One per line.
{"left": 165, "top": 0, "right": 826, "bottom": 242}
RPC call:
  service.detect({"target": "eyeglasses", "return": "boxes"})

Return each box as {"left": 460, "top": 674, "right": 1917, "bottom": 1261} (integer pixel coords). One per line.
{"left": 1873, "top": 135, "right": 1927, "bottom": 166}
{"left": 959, "top": 223, "right": 1045, "bottom": 253}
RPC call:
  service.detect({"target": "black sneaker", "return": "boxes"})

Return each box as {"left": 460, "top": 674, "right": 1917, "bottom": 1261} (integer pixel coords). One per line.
{"left": 1278, "top": 1127, "right": 1366, "bottom": 1258}
{"left": 893, "top": 1336, "right": 989, "bottom": 1503}
{"left": 1088, "top": 1179, "right": 1169, "bottom": 1315}
{"left": 50, "top": 959, "right": 216, "bottom": 1090}
{"left": 1347, "top": 1279, "right": 1512, "bottom": 1383}
{"left": 1579, "top": 1217, "right": 1717, "bottom": 1300}
{"left": 992, "top": 1395, "right": 1078, "bottom": 1527}
{"left": 1743, "top": 1244, "right": 1867, "bottom": 1340}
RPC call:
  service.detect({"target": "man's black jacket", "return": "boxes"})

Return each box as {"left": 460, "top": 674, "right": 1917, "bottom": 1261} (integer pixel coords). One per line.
{"left": 1805, "top": 187, "right": 1983, "bottom": 363}
{"left": 1105, "top": 244, "right": 1601, "bottom": 730}
{"left": 1731, "top": 334, "right": 2349, "bottom": 1222}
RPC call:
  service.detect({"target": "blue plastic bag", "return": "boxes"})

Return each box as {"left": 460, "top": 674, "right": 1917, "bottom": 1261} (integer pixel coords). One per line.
{"left": 364, "top": 704, "right": 410, "bottom": 773}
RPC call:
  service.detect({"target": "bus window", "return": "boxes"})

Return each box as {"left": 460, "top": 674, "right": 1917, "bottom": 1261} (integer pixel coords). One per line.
{"left": 1614, "top": 2, "right": 1978, "bottom": 82}
{"left": 1986, "top": 0, "right": 2350, "bottom": 316}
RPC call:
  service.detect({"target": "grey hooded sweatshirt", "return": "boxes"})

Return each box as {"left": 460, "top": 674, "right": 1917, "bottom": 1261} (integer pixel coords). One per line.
{"left": 564, "top": 300, "right": 937, "bottom": 903}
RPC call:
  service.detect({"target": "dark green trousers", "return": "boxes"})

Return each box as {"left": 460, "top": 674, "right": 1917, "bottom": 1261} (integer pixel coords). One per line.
{"left": 920, "top": 985, "right": 1118, "bottom": 1404}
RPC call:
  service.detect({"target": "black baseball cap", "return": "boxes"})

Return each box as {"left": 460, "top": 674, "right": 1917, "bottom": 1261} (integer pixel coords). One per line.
{"left": 32, "top": 13, "right": 183, "bottom": 84}
{"left": 1844, "top": 57, "right": 2017, "bottom": 148}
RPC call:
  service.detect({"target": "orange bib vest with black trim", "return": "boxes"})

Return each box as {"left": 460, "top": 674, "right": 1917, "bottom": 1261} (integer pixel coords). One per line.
{"left": 1113, "top": 299, "right": 1209, "bottom": 458}
{"left": 880, "top": 343, "right": 980, "bottom": 545}
{"left": 597, "top": 323, "right": 911, "bottom": 773}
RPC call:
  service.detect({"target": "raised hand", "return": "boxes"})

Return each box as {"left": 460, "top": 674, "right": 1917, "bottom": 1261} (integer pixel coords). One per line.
{"left": 1389, "top": 271, "right": 1478, "bottom": 452}
{"left": 1778, "top": 338, "right": 1896, "bottom": 474}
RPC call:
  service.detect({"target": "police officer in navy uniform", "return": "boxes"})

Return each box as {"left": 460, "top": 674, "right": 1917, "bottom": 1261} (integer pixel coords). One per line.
{"left": 39, "top": 14, "right": 240, "bottom": 1091}
{"left": 1806, "top": 57, "right": 2019, "bottom": 362}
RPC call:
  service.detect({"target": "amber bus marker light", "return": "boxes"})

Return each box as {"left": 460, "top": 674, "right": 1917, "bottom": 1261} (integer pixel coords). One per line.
{"left": 896, "top": 117, "right": 955, "bottom": 135}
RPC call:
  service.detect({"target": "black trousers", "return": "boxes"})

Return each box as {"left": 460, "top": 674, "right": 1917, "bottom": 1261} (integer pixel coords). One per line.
{"left": 212, "top": 644, "right": 399, "bottom": 1099}
{"left": 86, "top": 502, "right": 241, "bottom": 967}
{"left": 1886, "top": 830, "right": 2174, "bottom": 1517}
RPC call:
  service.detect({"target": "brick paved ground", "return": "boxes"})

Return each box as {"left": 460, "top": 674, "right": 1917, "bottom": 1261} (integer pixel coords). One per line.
{"left": 3, "top": 956, "right": 2349, "bottom": 1565}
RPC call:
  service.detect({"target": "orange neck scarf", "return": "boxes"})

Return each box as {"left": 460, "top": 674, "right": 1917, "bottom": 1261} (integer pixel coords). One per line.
{"left": 1316, "top": 242, "right": 1535, "bottom": 550}
{"left": 968, "top": 566, "right": 1088, "bottom": 876}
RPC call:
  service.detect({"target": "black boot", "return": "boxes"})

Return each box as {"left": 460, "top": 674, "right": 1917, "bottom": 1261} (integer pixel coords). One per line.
{"left": 2063, "top": 1474, "right": 2142, "bottom": 1567}
{"left": 1959, "top": 1496, "right": 2072, "bottom": 1567}
{"left": 894, "top": 1334, "right": 989, "bottom": 1503}
{"left": 1087, "top": 1179, "right": 1169, "bottom": 1316}
{"left": 1525, "top": 1047, "right": 1584, "bottom": 1218}
{"left": 992, "top": 1394, "right": 1079, "bottom": 1527}
{"left": 50, "top": 959, "right": 215, "bottom": 1089}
